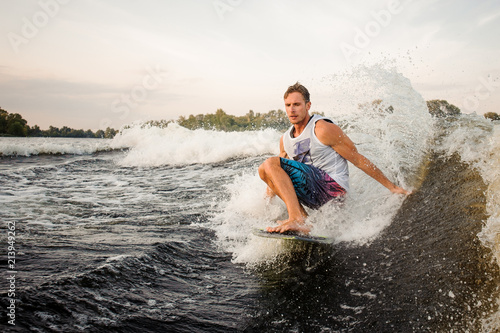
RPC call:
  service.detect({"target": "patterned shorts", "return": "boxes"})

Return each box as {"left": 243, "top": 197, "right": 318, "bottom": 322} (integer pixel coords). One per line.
{"left": 280, "top": 157, "right": 346, "bottom": 209}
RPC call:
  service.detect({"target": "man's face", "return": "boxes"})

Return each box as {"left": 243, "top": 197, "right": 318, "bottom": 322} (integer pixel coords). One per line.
{"left": 284, "top": 92, "right": 311, "bottom": 125}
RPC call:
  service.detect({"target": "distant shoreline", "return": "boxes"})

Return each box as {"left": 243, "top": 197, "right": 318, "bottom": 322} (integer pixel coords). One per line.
{"left": 1, "top": 101, "right": 499, "bottom": 138}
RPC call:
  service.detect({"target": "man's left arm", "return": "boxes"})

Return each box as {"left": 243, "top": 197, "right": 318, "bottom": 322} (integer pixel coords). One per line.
{"left": 315, "top": 120, "right": 410, "bottom": 195}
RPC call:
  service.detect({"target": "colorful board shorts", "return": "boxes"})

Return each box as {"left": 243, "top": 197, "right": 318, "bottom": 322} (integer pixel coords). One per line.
{"left": 280, "top": 157, "right": 346, "bottom": 209}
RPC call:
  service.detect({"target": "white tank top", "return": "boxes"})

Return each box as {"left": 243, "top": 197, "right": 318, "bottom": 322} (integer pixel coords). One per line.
{"left": 282, "top": 114, "right": 350, "bottom": 191}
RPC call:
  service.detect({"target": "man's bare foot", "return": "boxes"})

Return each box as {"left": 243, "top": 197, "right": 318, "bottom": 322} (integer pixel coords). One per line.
{"left": 266, "top": 219, "right": 311, "bottom": 234}
{"left": 276, "top": 219, "right": 289, "bottom": 225}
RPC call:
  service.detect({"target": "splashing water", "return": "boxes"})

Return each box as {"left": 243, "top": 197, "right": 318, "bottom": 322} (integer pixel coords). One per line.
{"left": 210, "top": 65, "right": 435, "bottom": 263}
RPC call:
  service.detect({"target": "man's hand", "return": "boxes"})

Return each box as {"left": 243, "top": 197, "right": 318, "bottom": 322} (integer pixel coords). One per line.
{"left": 390, "top": 186, "right": 411, "bottom": 195}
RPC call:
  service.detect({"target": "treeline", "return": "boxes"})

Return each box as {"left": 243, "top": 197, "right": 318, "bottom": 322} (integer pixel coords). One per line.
{"left": 484, "top": 112, "right": 500, "bottom": 121}
{"left": 28, "top": 125, "right": 118, "bottom": 138}
{"left": 177, "top": 108, "right": 293, "bottom": 132}
{"left": 426, "top": 100, "right": 500, "bottom": 120}
{"left": 174, "top": 100, "right": 499, "bottom": 132}
{"left": 0, "top": 107, "right": 117, "bottom": 138}
{"left": 0, "top": 108, "right": 28, "bottom": 136}
{"left": 2, "top": 100, "right": 499, "bottom": 138}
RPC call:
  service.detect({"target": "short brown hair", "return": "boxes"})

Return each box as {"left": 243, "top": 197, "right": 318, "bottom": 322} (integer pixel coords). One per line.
{"left": 284, "top": 82, "right": 310, "bottom": 103}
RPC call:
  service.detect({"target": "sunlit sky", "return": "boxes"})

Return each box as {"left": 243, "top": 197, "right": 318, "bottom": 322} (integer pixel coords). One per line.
{"left": 1, "top": 0, "right": 499, "bottom": 130}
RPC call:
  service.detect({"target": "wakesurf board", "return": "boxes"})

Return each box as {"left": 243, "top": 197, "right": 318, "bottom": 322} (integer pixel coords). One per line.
{"left": 252, "top": 228, "right": 333, "bottom": 244}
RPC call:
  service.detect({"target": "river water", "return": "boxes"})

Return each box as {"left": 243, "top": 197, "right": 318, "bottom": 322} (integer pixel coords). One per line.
{"left": 1, "top": 67, "right": 499, "bottom": 332}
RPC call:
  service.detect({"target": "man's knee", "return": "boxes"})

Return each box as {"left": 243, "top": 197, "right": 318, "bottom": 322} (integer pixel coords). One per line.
{"left": 259, "top": 157, "right": 281, "bottom": 179}
{"left": 258, "top": 162, "right": 266, "bottom": 180}
{"left": 258, "top": 158, "right": 272, "bottom": 180}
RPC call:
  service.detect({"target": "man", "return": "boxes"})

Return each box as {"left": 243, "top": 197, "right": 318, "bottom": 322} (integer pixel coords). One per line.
{"left": 258, "top": 82, "right": 409, "bottom": 234}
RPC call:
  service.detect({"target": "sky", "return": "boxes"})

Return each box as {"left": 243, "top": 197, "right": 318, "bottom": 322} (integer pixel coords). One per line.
{"left": 1, "top": 0, "right": 499, "bottom": 131}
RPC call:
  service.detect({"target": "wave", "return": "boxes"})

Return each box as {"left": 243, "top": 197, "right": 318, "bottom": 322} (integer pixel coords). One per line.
{"left": 434, "top": 115, "right": 500, "bottom": 330}
{"left": 207, "top": 66, "right": 500, "bottom": 330}
{"left": 211, "top": 65, "right": 434, "bottom": 257}
{"left": 0, "top": 137, "right": 118, "bottom": 157}
{"left": 0, "top": 228, "right": 249, "bottom": 332}
{"left": 110, "top": 122, "right": 282, "bottom": 167}
{"left": 481, "top": 124, "right": 500, "bottom": 331}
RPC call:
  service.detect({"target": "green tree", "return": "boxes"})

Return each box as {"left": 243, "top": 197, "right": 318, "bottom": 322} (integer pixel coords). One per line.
{"left": 426, "top": 100, "right": 461, "bottom": 118}
{"left": 95, "top": 129, "right": 105, "bottom": 138}
{"left": 7, "top": 121, "right": 26, "bottom": 136}
{"left": 0, "top": 108, "right": 8, "bottom": 134}
{"left": 5, "top": 113, "right": 28, "bottom": 136}
{"left": 48, "top": 126, "right": 61, "bottom": 137}
{"left": 104, "top": 127, "right": 118, "bottom": 138}
{"left": 28, "top": 124, "right": 43, "bottom": 136}
{"left": 484, "top": 112, "right": 500, "bottom": 121}
{"left": 60, "top": 126, "right": 71, "bottom": 137}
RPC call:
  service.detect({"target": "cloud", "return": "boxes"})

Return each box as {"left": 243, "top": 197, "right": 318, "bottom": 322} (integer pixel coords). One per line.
{"left": 1, "top": 0, "right": 500, "bottom": 128}
{"left": 478, "top": 10, "right": 500, "bottom": 26}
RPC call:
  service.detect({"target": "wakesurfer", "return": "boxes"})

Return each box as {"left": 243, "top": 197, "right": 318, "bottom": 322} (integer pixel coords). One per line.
{"left": 258, "top": 82, "right": 409, "bottom": 234}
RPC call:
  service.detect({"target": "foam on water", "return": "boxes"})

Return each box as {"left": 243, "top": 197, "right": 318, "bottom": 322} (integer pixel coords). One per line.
{"left": 210, "top": 65, "right": 435, "bottom": 264}
{"left": 111, "top": 122, "right": 281, "bottom": 167}
{"left": 482, "top": 124, "right": 500, "bottom": 268}
{"left": 0, "top": 137, "right": 115, "bottom": 156}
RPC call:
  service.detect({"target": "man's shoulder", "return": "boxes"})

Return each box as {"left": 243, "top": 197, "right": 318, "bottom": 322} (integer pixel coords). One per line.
{"left": 314, "top": 119, "right": 344, "bottom": 145}
{"left": 315, "top": 118, "right": 339, "bottom": 131}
